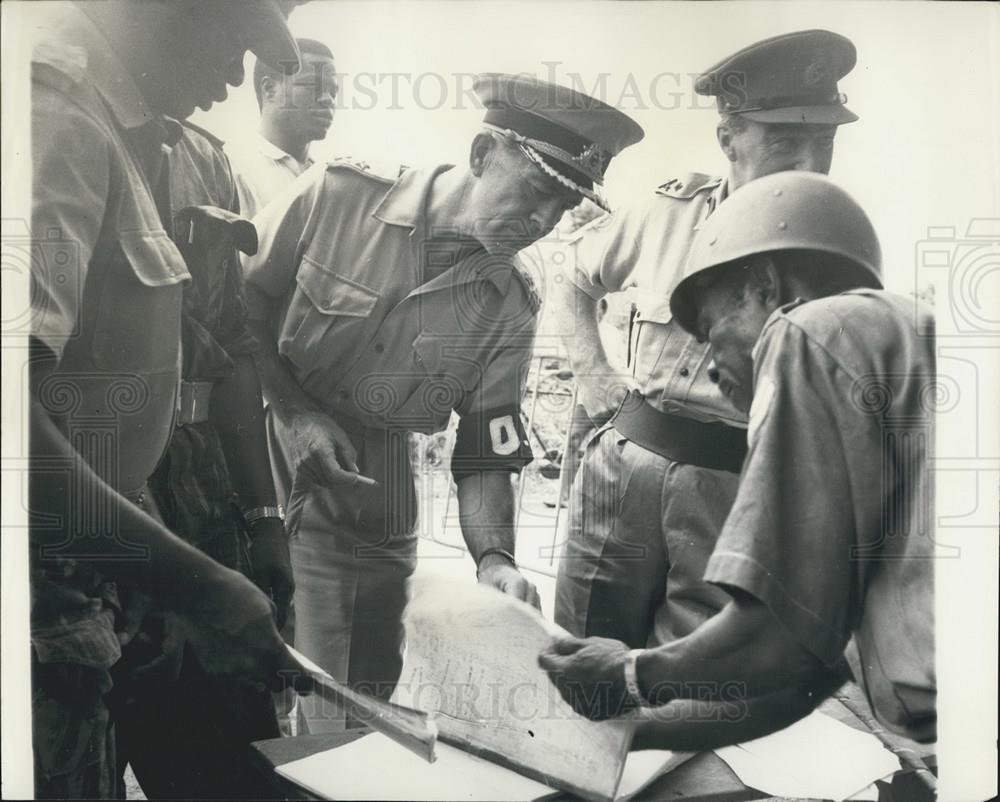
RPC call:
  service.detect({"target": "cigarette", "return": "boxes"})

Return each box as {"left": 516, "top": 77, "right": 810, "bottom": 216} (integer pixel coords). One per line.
{"left": 354, "top": 473, "right": 379, "bottom": 488}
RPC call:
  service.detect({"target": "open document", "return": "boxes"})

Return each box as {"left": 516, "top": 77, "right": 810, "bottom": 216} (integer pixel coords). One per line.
{"left": 276, "top": 578, "right": 899, "bottom": 801}
{"left": 279, "top": 578, "right": 692, "bottom": 801}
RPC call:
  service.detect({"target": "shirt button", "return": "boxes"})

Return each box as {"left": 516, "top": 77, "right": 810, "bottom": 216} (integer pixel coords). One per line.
{"left": 374, "top": 343, "right": 385, "bottom": 354}
{"left": 679, "top": 367, "right": 690, "bottom": 377}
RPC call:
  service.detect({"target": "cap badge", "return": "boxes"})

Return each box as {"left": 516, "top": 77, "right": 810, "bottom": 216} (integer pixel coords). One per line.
{"left": 803, "top": 61, "right": 830, "bottom": 87}
{"left": 574, "top": 143, "right": 609, "bottom": 176}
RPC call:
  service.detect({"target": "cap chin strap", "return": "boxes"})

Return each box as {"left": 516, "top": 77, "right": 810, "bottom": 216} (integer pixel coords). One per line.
{"left": 482, "top": 124, "right": 610, "bottom": 213}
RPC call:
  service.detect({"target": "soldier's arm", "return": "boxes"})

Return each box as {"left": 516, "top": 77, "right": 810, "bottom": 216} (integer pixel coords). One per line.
{"left": 540, "top": 593, "right": 825, "bottom": 720}
{"left": 550, "top": 277, "right": 632, "bottom": 421}
{"left": 630, "top": 665, "right": 846, "bottom": 750}
{"left": 549, "top": 211, "right": 641, "bottom": 421}
{"left": 243, "top": 170, "right": 367, "bottom": 486}
{"left": 29, "top": 380, "right": 310, "bottom": 692}
{"left": 456, "top": 471, "right": 540, "bottom": 609}
{"left": 211, "top": 350, "right": 294, "bottom": 624}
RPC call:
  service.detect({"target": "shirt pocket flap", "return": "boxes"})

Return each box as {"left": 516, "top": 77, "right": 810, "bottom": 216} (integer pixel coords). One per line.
{"left": 297, "top": 255, "right": 379, "bottom": 317}
{"left": 119, "top": 229, "right": 190, "bottom": 287}
{"left": 637, "top": 296, "right": 675, "bottom": 324}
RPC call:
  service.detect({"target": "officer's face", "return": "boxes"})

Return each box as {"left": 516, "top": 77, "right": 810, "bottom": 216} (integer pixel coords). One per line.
{"left": 468, "top": 138, "right": 582, "bottom": 252}
{"left": 692, "top": 267, "right": 777, "bottom": 413}
{"left": 268, "top": 53, "right": 338, "bottom": 142}
{"left": 728, "top": 120, "right": 838, "bottom": 185}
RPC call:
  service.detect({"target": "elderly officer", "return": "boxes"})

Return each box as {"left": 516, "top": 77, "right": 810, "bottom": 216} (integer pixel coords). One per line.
{"left": 553, "top": 30, "right": 861, "bottom": 651}
{"left": 541, "top": 172, "right": 936, "bottom": 747}
{"left": 27, "top": 2, "right": 310, "bottom": 796}
{"left": 244, "top": 73, "right": 643, "bottom": 732}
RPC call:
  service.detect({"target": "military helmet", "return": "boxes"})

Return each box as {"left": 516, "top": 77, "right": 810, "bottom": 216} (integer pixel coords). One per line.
{"left": 670, "top": 171, "right": 882, "bottom": 332}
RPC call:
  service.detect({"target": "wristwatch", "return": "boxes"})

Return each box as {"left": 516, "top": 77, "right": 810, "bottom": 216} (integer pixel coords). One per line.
{"left": 475, "top": 547, "right": 517, "bottom": 579}
{"left": 624, "top": 649, "right": 649, "bottom": 708}
{"left": 243, "top": 505, "right": 285, "bottom": 528}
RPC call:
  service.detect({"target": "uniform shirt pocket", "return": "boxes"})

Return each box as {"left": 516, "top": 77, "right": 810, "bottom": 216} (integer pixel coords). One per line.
{"left": 92, "top": 230, "right": 188, "bottom": 372}
{"left": 282, "top": 255, "right": 380, "bottom": 365}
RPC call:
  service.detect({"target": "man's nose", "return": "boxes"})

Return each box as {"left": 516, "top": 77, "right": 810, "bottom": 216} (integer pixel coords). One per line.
{"left": 316, "top": 83, "right": 337, "bottom": 108}
{"left": 533, "top": 201, "right": 565, "bottom": 236}
{"left": 795, "top": 145, "right": 833, "bottom": 175}
{"left": 226, "top": 59, "right": 245, "bottom": 88}
{"left": 707, "top": 360, "right": 720, "bottom": 384}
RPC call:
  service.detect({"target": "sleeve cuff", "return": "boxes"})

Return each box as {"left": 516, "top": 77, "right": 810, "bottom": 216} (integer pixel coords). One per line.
{"left": 705, "top": 549, "right": 848, "bottom": 667}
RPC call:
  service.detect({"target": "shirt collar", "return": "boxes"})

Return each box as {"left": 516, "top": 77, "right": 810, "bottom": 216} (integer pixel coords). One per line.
{"left": 707, "top": 177, "right": 729, "bottom": 216}
{"left": 752, "top": 297, "right": 807, "bottom": 362}
{"left": 37, "top": 3, "right": 159, "bottom": 133}
{"left": 256, "top": 134, "right": 302, "bottom": 164}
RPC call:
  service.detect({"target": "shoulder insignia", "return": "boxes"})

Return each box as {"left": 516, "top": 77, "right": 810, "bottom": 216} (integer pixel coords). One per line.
{"left": 512, "top": 261, "right": 543, "bottom": 315}
{"left": 181, "top": 120, "right": 225, "bottom": 150}
{"left": 327, "top": 156, "right": 405, "bottom": 183}
{"left": 656, "top": 173, "right": 723, "bottom": 199}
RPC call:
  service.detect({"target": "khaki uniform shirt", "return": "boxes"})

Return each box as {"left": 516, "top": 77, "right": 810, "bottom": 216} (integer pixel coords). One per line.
{"left": 29, "top": 4, "right": 189, "bottom": 668}
{"left": 569, "top": 174, "right": 745, "bottom": 427}
{"left": 705, "top": 290, "right": 936, "bottom": 742}
{"left": 244, "top": 160, "right": 539, "bottom": 438}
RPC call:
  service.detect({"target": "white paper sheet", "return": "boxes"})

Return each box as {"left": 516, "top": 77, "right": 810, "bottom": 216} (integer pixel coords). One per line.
{"left": 276, "top": 733, "right": 695, "bottom": 802}
{"left": 276, "top": 733, "right": 555, "bottom": 801}
{"left": 714, "top": 709, "right": 900, "bottom": 800}
{"left": 393, "top": 577, "right": 634, "bottom": 801}
{"left": 614, "top": 750, "right": 696, "bottom": 800}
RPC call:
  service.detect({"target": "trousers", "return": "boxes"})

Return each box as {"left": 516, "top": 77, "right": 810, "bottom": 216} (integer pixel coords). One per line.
{"left": 554, "top": 425, "right": 739, "bottom": 647}
{"left": 32, "top": 659, "right": 117, "bottom": 800}
{"left": 267, "top": 408, "right": 418, "bottom": 733}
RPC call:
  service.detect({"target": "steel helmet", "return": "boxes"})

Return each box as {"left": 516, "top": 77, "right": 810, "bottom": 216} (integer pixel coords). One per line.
{"left": 670, "top": 171, "right": 882, "bottom": 333}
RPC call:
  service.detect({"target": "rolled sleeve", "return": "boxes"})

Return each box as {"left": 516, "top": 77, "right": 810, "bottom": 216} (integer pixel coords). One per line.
{"left": 242, "top": 163, "right": 326, "bottom": 310}
{"left": 566, "top": 201, "right": 648, "bottom": 300}
{"left": 705, "top": 321, "right": 860, "bottom": 666}
{"left": 30, "top": 85, "right": 109, "bottom": 358}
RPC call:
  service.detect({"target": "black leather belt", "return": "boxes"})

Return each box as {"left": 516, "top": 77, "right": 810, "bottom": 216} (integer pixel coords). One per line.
{"left": 611, "top": 391, "right": 748, "bottom": 473}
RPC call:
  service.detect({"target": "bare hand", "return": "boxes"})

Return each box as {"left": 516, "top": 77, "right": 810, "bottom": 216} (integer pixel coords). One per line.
{"left": 577, "top": 371, "right": 639, "bottom": 426}
{"left": 477, "top": 559, "right": 541, "bottom": 610}
{"left": 248, "top": 518, "right": 295, "bottom": 630}
{"left": 538, "top": 635, "right": 635, "bottom": 719}
{"left": 284, "top": 410, "right": 371, "bottom": 488}
{"left": 173, "top": 565, "right": 314, "bottom": 695}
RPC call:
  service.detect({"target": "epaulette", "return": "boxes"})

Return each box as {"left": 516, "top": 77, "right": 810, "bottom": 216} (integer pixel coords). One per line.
{"left": 32, "top": 41, "right": 88, "bottom": 91}
{"left": 512, "top": 262, "right": 543, "bottom": 315}
{"left": 656, "top": 173, "right": 723, "bottom": 199}
{"left": 181, "top": 120, "right": 226, "bottom": 150}
{"left": 326, "top": 156, "right": 408, "bottom": 183}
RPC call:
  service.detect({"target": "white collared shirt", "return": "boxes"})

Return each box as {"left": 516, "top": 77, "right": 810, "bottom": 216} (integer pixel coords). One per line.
{"left": 228, "top": 133, "right": 314, "bottom": 219}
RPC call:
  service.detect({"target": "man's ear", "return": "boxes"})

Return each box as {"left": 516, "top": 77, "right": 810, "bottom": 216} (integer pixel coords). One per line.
{"left": 260, "top": 76, "right": 279, "bottom": 105}
{"left": 753, "top": 259, "right": 783, "bottom": 307}
{"left": 469, "top": 133, "right": 496, "bottom": 177}
{"left": 716, "top": 120, "right": 737, "bottom": 163}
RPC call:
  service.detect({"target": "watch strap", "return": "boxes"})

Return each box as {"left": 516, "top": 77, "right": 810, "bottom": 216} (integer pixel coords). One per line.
{"left": 624, "top": 648, "right": 648, "bottom": 708}
{"left": 243, "top": 505, "right": 285, "bottom": 527}
{"left": 475, "top": 547, "right": 517, "bottom": 578}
